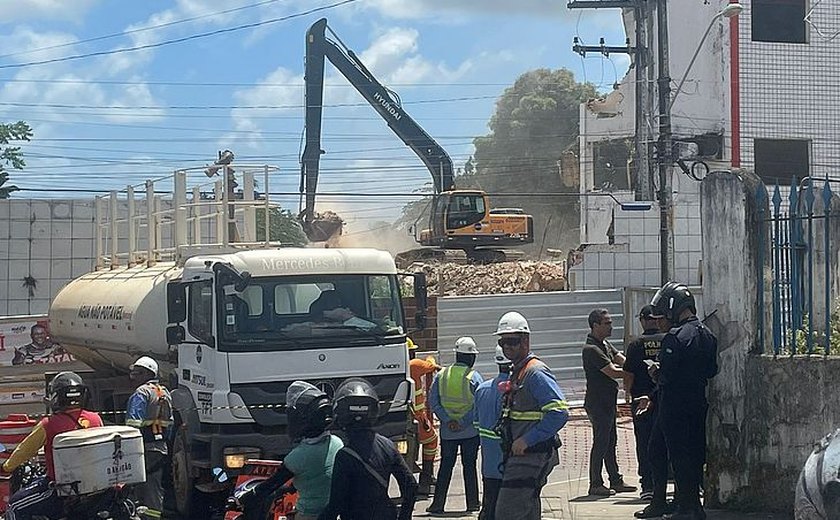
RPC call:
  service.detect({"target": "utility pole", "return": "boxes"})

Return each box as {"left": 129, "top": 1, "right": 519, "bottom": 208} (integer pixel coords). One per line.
{"left": 656, "top": 0, "right": 674, "bottom": 283}
{"left": 568, "top": 0, "right": 653, "bottom": 200}
{"left": 633, "top": 1, "right": 653, "bottom": 201}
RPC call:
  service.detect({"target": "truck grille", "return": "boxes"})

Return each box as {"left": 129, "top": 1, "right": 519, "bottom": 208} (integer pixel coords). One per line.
{"left": 230, "top": 375, "right": 405, "bottom": 427}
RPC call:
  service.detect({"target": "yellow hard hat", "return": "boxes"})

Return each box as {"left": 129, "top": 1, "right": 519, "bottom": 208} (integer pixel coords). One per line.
{"left": 407, "top": 338, "right": 418, "bottom": 350}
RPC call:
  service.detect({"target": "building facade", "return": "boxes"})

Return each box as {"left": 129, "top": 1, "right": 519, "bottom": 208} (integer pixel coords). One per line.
{"left": 571, "top": 0, "right": 837, "bottom": 290}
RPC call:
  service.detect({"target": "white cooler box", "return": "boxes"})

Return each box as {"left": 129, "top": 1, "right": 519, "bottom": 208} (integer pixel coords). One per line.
{"left": 52, "top": 425, "right": 146, "bottom": 496}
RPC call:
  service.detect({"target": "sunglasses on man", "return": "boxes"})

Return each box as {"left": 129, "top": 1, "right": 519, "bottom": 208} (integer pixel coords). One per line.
{"left": 498, "top": 336, "right": 523, "bottom": 348}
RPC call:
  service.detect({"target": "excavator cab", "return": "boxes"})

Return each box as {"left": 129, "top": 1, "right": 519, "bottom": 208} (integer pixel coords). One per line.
{"left": 416, "top": 190, "right": 534, "bottom": 262}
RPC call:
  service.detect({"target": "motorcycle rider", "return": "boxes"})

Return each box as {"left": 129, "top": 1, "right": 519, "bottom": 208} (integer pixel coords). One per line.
{"left": 125, "top": 356, "right": 174, "bottom": 520}
{"left": 240, "top": 380, "right": 343, "bottom": 520}
{"left": 319, "top": 378, "right": 417, "bottom": 520}
{"left": 2, "top": 371, "right": 103, "bottom": 520}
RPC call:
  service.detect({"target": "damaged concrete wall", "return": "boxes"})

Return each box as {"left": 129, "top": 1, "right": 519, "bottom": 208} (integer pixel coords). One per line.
{"left": 702, "top": 170, "right": 766, "bottom": 509}
{"left": 702, "top": 170, "right": 840, "bottom": 513}
{"left": 743, "top": 356, "right": 840, "bottom": 512}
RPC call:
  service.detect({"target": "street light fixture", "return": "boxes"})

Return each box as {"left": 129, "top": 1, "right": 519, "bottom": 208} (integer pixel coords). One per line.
{"left": 669, "top": 2, "right": 744, "bottom": 111}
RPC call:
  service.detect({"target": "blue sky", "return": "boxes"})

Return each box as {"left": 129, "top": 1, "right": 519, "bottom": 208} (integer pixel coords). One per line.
{"left": 0, "top": 0, "right": 627, "bottom": 229}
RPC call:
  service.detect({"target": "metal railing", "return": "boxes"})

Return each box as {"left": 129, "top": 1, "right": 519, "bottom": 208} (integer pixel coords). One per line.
{"left": 756, "top": 176, "right": 835, "bottom": 356}
{"left": 93, "top": 164, "right": 281, "bottom": 269}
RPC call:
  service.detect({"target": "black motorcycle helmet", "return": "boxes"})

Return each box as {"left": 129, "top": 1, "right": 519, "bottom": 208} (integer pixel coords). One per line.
{"left": 650, "top": 281, "right": 696, "bottom": 324}
{"left": 332, "top": 378, "right": 379, "bottom": 429}
{"left": 285, "top": 381, "right": 332, "bottom": 442}
{"left": 48, "top": 371, "right": 88, "bottom": 411}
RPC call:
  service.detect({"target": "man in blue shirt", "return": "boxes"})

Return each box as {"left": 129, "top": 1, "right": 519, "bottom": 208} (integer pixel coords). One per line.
{"left": 474, "top": 345, "right": 512, "bottom": 520}
{"left": 494, "top": 311, "right": 570, "bottom": 520}
{"left": 427, "top": 337, "right": 484, "bottom": 515}
{"left": 126, "top": 356, "right": 174, "bottom": 520}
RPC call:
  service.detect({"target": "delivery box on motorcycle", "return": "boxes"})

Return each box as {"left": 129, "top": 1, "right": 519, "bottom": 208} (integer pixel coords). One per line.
{"left": 52, "top": 425, "right": 146, "bottom": 496}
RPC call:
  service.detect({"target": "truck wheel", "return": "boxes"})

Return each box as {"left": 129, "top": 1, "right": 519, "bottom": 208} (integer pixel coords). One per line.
{"left": 172, "top": 427, "right": 206, "bottom": 518}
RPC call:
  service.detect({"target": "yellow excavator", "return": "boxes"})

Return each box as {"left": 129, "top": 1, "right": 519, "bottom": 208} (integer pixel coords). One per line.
{"left": 299, "top": 19, "right": 534, "bottom": 265}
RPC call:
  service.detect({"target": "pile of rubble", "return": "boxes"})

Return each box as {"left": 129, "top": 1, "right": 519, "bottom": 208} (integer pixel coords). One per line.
{"left": 412, "top": 261, "right": 567, "bottom": 296}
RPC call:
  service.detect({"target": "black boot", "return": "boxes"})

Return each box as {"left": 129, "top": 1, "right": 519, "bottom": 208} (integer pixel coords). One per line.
{"left": 635, "top": 500, "right": 676, "bottom": 519}
{"left": 418, "top": 459, "right": 434, "bottom": 496}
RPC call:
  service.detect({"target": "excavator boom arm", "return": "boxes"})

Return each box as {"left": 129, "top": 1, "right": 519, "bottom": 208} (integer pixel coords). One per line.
{"left": 300, "top": 18, "right": 455, "bottom": 227}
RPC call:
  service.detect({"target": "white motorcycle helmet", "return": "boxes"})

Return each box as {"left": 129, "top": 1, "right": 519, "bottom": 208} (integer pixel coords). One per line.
{"left": 795, "top": 429, "right": 840, "bottom": 519}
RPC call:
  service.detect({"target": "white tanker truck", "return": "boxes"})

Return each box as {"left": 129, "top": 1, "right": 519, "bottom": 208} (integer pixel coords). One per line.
{"left": 49, "top": 246, "right": 427, "bottom": 516}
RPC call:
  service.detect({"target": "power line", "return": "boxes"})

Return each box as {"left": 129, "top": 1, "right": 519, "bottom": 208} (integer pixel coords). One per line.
{"left": 0, "top": 0, "right": 359, "bottom": 70}
{"left": 0, "top": 95, "right": 499, "bottom": 110}
{"left": 0, "top": 78, "right": 535, "bottom": 88}
{"left": 0, "top": 0, "right": 286, "bottom": 61}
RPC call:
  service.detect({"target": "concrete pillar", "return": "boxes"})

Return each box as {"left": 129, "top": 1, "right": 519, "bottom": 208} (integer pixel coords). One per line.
{"left": 700, "top": 169, "right": 768, "bottom": 508}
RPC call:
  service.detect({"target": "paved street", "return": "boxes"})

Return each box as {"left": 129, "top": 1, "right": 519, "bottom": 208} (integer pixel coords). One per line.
{"left": 409, "top": 408, "right": 784, "bottom": 519}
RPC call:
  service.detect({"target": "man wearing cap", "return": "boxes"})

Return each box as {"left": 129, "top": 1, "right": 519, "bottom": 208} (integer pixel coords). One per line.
{"left": 126, "top": 356, "right": 174, "bottom": 519}
{"left": 427, "top": 337, "right": 483, "bottom": 515}
{"left": 623, "top": 305, "right": 666, "bottom": 501}
{"left": 494, "top": 311, "right": 569, "bottom": 520}
{"left": 473, "top": 345, "right": 513, "bottom": 520}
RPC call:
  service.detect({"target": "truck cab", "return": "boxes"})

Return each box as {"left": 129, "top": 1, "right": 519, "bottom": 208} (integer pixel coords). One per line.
{"left": 51, "top": 247, "right": 426, "bottom": 517}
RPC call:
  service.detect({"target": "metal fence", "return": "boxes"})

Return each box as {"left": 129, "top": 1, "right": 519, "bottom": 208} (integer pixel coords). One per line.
{"left": 756, "top": 178, "right": 835, "bottom": 355}
{"left": 436, "top": 289, "right": 625, "bottom": 402}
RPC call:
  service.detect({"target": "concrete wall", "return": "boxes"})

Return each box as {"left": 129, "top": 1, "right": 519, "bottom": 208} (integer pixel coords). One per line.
{"left": 702, "top": 169, "right": 767, "bottom": 509}
{"left": 741, "top": 356, "right": 840, "bottom": 512}
{"left": 702, "top": 170, "right": 840, "bottom": 513}
{"left": 0, "top": 199, "right": 96, "bottom": 316}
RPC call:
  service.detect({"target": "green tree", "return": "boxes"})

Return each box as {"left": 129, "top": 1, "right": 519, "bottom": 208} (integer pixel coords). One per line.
{"left": 255, "top": 207, "right": 308, "bottom": 246}
{"left": 0, "top": 121, "right": 33, "bottom": 199}
{"left": 468, "top": 69, "right": 596, "bottom": 254}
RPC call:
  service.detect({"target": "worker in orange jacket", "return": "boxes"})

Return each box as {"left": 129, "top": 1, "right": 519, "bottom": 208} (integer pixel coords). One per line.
{"left": 408, "top": 338, "right": 441, "bottom": 496}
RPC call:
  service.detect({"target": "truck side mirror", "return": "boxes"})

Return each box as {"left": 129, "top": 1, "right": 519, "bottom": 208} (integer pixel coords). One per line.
{"left": 413, "top": 272, "right": 428, "bottom": 331}
{"left": 166, "top": 325, "right": 186, "bottom": 346}
{"left": 167, "top": 283, "right": 187, "bottom": 324}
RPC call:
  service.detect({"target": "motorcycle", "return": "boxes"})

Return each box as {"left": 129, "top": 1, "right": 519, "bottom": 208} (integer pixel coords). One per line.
{"left": 222, "top": 460, "right": 299, "bottom": 520}
{"left": 1, "top": 445, "right": 143, "bottom": 520}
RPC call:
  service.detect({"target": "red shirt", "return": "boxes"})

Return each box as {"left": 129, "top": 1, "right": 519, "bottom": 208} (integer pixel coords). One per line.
{"left": 41, "top": 409, "right": 103, "bottom": 480}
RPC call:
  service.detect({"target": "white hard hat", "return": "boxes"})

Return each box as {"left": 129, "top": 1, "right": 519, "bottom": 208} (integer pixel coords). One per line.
{"left": 130, "top": 356, "right": 159, "bottom": 376}
{"left": 494, "top": 311, "right": 530, "bottom": 335}
{"left": 454, "top": 337, "right": 479, "bottom": 355}
{"left": 494, "top": 345, "right": 512, "bottom": 365}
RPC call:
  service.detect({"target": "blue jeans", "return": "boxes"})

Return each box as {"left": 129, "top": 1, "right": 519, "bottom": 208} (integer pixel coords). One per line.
{"left": 431, "top": 435, "right": 480, "bottom": 510}
{"left": 6, "top": 477, "right": 63, "bottom": 520}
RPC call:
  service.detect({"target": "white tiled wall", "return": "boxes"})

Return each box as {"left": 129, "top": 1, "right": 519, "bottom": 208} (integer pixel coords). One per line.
{"left": 739, "top": 1, "right": 840, "bottom": 182}
{"left": 570, "top": 175, "right": 703, "bottom": 290}
{"left": 0, "top": 199, "right": 96, "bottom": 316}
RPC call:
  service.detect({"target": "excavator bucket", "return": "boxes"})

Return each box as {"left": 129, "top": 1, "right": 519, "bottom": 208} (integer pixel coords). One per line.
{"left": 301, "top": 211, "right": 344, "bottom": 243}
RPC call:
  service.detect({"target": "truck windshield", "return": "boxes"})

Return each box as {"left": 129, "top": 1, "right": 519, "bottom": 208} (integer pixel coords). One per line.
{"left": 217, "top": 274, "right": 405, "bottom": 350}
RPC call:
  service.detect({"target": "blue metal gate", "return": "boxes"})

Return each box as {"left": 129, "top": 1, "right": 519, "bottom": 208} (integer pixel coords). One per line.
{"left": 756, "top": 177, "right": 834, "bottom": 355}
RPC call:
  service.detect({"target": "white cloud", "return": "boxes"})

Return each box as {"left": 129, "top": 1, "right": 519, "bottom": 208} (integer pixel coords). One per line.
{"left": 2, "top": 26, "right": 81, "bottom": 64}
{"left": 359, "top": 27, "right": 472, "bottom": 85}
{"left": 0, "top": 0, "right": 99, "bottom": 23}
{"left": 227, "top": 24, "right": 471, "bottom": 147}
{"left": 102, "top": 0, "right": 245, "bottom": 74}
{"left": 0, "top": 26, "right": 168, "bottom": 125}
{"left": 224, "top": 67, "right": 303, "bottom": 149}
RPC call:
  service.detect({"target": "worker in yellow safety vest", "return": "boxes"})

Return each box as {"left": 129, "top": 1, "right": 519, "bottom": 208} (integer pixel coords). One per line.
{"left": 426, "top": 337, "right": 484, "bottom": 515}
{"left": 408, "top": 338, "right": 441, "bottom": 496}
